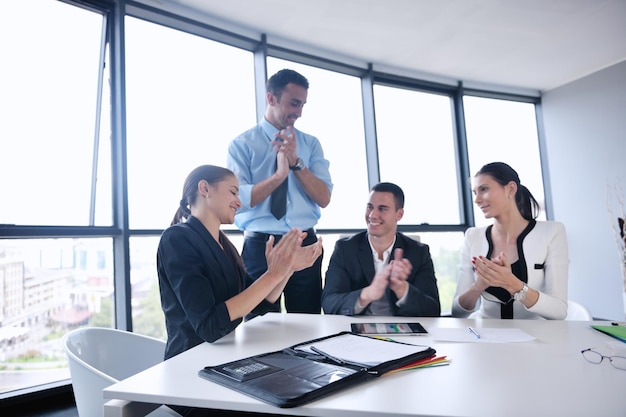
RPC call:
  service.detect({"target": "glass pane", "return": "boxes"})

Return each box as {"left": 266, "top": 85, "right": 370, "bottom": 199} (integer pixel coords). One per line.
{"left": 125, "top": 17, "right": 256, "bottom": 230}
{"left": 0, "top": 238, "right": 114, "bottom": 395}
{"left": 130, "top": 234, "right": 245, "bottom": 339}
{"left": 463, "top": 96, "right": 545, "bottom": 227}
{"left": 130, "top": 236, "right": 165, "bottom": 340}
{"left": 267, "top": 58, "right": 368, "bottom": 229}
{"left": 374, "top": 85, "right": 460, "bottom": 225}
{"left": 416, "top": 232, "right": 465, "bottom": 315}
{"left": 0, "top": 0, "right": 109, "bottom": 226}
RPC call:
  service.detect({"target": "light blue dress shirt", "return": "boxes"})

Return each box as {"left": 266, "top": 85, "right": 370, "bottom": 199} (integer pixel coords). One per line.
{"left": 227, "top": 118, "right": 333, "bottom": 234}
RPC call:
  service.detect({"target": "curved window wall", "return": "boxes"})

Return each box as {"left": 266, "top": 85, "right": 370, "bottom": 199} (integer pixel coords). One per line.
{"left": 0, "top": 0, "right": 544, "bottom": 398}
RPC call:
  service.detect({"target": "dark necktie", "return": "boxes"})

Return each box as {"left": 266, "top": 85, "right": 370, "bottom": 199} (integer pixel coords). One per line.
{"left": 270, "top": 169, "right": 288, "bottom": 220}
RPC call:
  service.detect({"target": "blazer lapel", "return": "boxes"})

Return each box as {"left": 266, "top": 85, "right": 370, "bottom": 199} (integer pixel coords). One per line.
{"left": 357, "top": 234, "right": 376, "bottom": 283}
{"left": 390, "top": 233, "right": 406, "bottom": 260}
{"left": 186, "top": 216, "right": 236, "bottom": 282}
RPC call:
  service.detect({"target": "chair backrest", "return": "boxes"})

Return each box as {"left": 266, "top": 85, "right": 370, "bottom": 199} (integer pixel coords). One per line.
{"left": 565, "top": 300, "right": 593, "bottom": 321}
{"left": 339, "top": 233, "right": 420, "bottom": 242}
{"left": 62, "top": 327, "right": 178, "bottom": 417}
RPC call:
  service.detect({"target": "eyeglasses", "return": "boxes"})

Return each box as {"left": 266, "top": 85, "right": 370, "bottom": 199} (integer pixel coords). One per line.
{"left": 581, "top": 348, "right": 626, "bottom": 370}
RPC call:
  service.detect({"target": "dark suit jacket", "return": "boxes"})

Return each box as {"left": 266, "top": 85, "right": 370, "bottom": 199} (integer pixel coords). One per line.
{"left": 157, "top": 216, "right": 273, "bottom": 359}
{"left": 322, "top": 231, "right": 440, "bottom": 316}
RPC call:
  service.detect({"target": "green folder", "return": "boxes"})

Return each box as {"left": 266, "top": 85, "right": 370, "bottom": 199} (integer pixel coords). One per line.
{"left": 592, "top": 325, "right": 626, "bottom": 343}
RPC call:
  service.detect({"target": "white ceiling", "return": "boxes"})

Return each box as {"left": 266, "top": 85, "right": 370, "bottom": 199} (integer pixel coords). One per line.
{"left": 146, "top": 0, "right": 626, "bottom": 94}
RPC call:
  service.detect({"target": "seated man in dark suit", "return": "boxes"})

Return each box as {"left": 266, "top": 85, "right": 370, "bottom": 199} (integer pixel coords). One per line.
{"left": 322, "top": 182, "right": 440, "bottom": 316}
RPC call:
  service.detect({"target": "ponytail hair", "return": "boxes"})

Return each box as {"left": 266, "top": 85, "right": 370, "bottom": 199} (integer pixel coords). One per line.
{"left": 475, "top": 162, "right": 540, "bottom": 220}
{"left": 170, "top": 165, "right": 236, "bottom": 226}
{"left": 171, "top": 198, "right": 192, "bottom": 226}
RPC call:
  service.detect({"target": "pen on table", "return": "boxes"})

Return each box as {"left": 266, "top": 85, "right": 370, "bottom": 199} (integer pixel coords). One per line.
{"left": 467, "top": 326, "right": 481, "bottom": 339}
{"left": 310, "top": 346, "right": 345, "bottom": 365}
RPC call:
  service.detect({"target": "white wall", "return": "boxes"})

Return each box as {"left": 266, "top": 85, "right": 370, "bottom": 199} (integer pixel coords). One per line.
{"left": 542, "top": 60, "right": 626, "bottom": 320}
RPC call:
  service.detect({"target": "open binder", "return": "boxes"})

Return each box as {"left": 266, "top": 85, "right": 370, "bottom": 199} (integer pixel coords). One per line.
{"left": 198, "top": 331, "right": 436, "bottom": 408}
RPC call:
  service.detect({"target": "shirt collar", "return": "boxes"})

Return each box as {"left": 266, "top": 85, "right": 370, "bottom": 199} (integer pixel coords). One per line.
{"left": 367, "top": 234, "right": 397, "bottom": 263}
{"left": 260, "top": 118, "right": 279, "bottom": 142}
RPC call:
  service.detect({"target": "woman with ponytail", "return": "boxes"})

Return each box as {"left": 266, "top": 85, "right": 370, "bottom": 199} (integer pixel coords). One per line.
{"left": 157, "top": 165, "right": 323, "bottom": 361}
{"left": 452, "top": 162, "right": 569, "bottom": 319}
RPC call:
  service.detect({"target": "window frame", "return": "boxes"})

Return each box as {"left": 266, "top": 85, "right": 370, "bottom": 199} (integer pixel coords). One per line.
{"left": 0, "top": 0, "right": 546, "bottom": 401}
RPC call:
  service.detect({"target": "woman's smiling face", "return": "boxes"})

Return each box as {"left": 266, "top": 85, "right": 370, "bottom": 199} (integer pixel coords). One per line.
{"left": 472, "top": 174, "right": 511, "bottom": 219}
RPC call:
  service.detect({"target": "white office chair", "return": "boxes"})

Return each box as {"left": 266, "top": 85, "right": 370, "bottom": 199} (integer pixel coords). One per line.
{"left": 565, "top": 300, "right": 593, "bottom": 321}
{"left": 62, "top": 327, "right": 181, "bottom": 417}
{"left": 339, "top": 233, "right": 420, "bottom": 242}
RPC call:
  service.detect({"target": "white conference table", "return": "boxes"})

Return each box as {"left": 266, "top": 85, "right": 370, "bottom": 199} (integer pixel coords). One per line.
{"left": 103, "top": 313, "right": 626, "bottom": 417}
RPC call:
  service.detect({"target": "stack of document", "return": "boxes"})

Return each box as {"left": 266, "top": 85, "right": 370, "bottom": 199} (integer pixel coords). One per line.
{"left": 295, "top": 332, "right": 432, "bottom": 367}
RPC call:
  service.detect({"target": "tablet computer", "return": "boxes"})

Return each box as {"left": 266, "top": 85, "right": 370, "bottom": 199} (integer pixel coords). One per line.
{"left": 350, "top": 322, "right": 427, "bottom": 335}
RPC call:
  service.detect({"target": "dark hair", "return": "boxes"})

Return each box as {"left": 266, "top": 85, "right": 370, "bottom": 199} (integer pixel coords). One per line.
{"left": 266, "top": 69, "right": 309, "bottom": 100}
{"left": 475, "top": 162, "right": 540, "bottom": 220}
{"left": 371, "top": 182, "right": 405, "bottom": 210}
{"left": 171, "top": 165, "right": 235, "bottom": 226}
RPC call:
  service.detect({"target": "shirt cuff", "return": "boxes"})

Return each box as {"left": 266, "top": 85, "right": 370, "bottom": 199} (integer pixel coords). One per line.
{"left": 395, "top": 285, "right": 409, "bottom": 307}
{"left": 354, "top": 299, "right": 367, "bottom": 315}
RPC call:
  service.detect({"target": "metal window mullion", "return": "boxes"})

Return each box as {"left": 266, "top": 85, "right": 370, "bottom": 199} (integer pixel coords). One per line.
{"left": 253, "top": 35, "right": 268, "bottom": 124}
{"left": 453, "top": 83, "right": 474, "bottom": 228}
{"left": 361, "top": 64, "right": 379, "bottom": 189}
{"left": 109, "top": 0, "right": 132, "bottom": 331}
{"left": 535, "top": 101, "right": 553, "bottom": 220}
{"left": 89, "top": 13, "right": 108, "bottom": 226}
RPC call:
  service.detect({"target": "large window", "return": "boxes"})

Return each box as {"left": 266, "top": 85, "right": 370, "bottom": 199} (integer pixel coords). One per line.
{"left": 267, "top": 58, "right": 368, "bottom": 229}
{"left": 374, "top": 85, "right": 461, "bottom": 225}
{"left": 125, "top": 17, "right": 257, "bottom": 231}
{"left": 0, "top": 238, "right": 114, "bottom": 393}
{"left": 1, "top": 0, "right": 111, "bottom": 395}
{"left": 373, "top": 85, "right": 466, "bottom": 313}
{"left": 464, "top": 96, "right": 545, "bottom": 226}
{"left": 0, "top": 0, "right": 110, "bottom": 226}
{"left": 124, "top": 17, "right": 259, "bottom": 339}
{"left": 1, "top": 0, "right": 546, "bottom": 400}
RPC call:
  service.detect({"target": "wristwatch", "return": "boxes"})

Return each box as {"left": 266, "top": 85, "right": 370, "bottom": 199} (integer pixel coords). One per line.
{"left": 513, "top": 283, "right": 528, "bottom": 302}
{"left": 290, "top": 157, "right": 305, "bottom": 171}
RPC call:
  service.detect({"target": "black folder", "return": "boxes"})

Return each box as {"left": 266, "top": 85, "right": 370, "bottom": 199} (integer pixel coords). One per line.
{"left": 198, "top": 331, "right": 436, "bottom": 408}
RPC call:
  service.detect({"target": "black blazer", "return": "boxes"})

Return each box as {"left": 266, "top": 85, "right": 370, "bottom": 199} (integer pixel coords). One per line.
{"left": 322, "top": 231, "right": 440, "bottom": 316}
{"left": 157, "top": 216, "right": 272, "bottom": 359}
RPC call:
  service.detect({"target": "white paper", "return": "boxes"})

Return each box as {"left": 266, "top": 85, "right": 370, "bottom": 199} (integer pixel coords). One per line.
{"left": 295, "top": 333, "right": 430, "bottom": 367}
{"left": 427, "top": 327, "right": 535, "bottom": 343}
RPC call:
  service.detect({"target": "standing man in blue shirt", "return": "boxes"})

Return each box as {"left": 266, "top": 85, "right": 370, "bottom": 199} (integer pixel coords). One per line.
{"left": 227, "top": 69, "right": 333, "bottom": 314}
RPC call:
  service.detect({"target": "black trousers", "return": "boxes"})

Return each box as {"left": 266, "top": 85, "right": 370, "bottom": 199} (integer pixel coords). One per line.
{"left": 241, "top": 229, "right": 323, "bottom": 314}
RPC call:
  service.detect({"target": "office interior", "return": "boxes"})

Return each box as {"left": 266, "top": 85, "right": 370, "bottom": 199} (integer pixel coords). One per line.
{"left": 1, "top": 0, "right": 625, "bottom": 413}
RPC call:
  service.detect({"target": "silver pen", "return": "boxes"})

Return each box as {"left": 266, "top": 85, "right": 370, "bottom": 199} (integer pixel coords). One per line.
{"left": 310, "top": 346, "right": 346, "bottom": 365}
{"left": 467, "top": 326, "right": 481, "bottom": 339}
